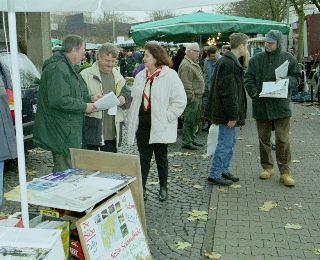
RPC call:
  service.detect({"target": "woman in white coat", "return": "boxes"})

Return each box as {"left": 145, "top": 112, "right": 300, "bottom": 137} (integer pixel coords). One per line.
{"left": 127, "top": 42, "right": 187, "bottom": 201}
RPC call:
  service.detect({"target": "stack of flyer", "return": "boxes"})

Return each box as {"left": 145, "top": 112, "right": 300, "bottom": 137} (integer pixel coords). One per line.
{"left": 6, "top": 169, "right": 136, "bottom": 212}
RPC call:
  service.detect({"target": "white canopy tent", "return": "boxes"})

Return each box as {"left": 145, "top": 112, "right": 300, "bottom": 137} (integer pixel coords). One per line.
{"left": 0, "top": 0, "right": 240, "bottom": 228}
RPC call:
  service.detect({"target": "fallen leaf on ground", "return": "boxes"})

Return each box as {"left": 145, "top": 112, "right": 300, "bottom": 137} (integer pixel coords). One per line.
{"left": 205, "top": 252, "right": 221, "bottom": 259}
{"left": 237, "top": 137, "right": 244, "bottom": 140}
{"left": 175, "top": 241, "right": 192, "bottom": 250}
{"left": 294, "top": 203, "right": 302, "bottom": 208}
{"left": 201, "top": 154, "right": 211, "bottom": 159}
{"left": 188, "top": 210, "right": 208, "bottom": 221}
{"left": 171, "top": 168, "right": 183, "bottom": 173}
{"left": 256, "top": 190, "right": 264, "bottom": 193}
{"left": 284, "top": 207, "right": 293, "bottom": 211}
{"left": 246, "top": 152, "right": 252, "bottom": 155}
{"left": 172, "top": 164, "right": 182, "bottom": 168}
{"left": 230, "top": 184, "right": 241, "bottom": 189}
{"left": 259, "top": 201, "right": 278, "bottom": 212}
{"left": 175, "top": 176, "right": 192, "bottom": 184}
{"left": 285, "top": 223, "right": 302, "bottom": 230}
{"left": 192, "top": 166, "right": 198, "bottom": 170}
{"left": 292, "top": 159, "right": 300, "bottom": 163}
{"left": 209, "top": 207, "right": 216, "bottom": 210}
{"left": 147, "top": 181, "right": 159, "bottom": 185}
{"left": 26, "top": 170, "right": 38, "bottom": 177}
{"left": 217, "top": 188, "right": 227, "bottom": 192}
{"left": 246, "top": 144, "right": 253, "bottom": 147}
{"left": 193, "top": 184, "right": 203, "bottom": 190}
{"left": 314, "top": 248, "right": 320, "bottom": 255}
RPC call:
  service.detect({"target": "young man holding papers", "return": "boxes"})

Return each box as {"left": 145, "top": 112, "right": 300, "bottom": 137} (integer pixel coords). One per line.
{"left": 245, "top": 30, "right": 300, "bottom": 187}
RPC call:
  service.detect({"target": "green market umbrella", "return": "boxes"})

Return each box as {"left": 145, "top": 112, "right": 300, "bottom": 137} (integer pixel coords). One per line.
{"left": 131, "top": 12, "right": 290, "bottom": 45}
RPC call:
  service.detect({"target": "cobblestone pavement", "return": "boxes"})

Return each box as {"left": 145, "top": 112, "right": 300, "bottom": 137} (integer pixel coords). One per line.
{"left": 2, "top": 102, "right": 320, "bottom": 260}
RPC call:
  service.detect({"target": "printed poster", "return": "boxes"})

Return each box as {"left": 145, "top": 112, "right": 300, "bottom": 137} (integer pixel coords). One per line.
{"left": 78, "top": 189, "right": 152, "bottom": 260}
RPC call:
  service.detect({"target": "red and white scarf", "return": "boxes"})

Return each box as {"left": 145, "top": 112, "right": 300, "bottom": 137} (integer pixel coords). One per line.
{"left": 143, "top": 67, "right": 162, "bottom": 111}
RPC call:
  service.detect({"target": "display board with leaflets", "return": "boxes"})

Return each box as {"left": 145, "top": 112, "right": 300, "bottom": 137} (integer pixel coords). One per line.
{"left": 76, "top": 187, "right": 152, "bottom": 260}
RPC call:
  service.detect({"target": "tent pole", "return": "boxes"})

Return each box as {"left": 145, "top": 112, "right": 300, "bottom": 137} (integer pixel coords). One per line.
{"left": 7, "top": 0, "right": 30, "bottom": 228}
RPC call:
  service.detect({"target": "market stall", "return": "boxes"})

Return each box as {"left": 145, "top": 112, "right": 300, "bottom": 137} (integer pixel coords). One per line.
{"left": 131, "top": 11, "right": 290, "bottom": 45}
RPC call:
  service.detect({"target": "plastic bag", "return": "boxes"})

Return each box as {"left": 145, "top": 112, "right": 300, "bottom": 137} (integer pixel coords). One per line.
{"left": 206, "top": 124, "right": 219, "bottom": 156}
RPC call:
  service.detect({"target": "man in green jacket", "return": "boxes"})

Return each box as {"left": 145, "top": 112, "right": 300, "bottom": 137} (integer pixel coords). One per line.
{"left": 244, "top": 30, "right": 300, "bottom": 187}
{"left": 34, "top": 35, "right": 96, "bottom": 172}
{"left": 178, "top": 43, "right": 205, "bottom": 150}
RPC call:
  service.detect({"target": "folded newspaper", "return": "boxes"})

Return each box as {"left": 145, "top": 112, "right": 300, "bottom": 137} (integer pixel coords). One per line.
{"left": 259, "top": 60, "right": 289, "bottom": 98}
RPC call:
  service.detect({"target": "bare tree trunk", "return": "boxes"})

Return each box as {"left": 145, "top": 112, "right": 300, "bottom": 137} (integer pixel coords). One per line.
{"left": 297, "top": 9, "right": 305, "bottom": 63}
{"left": 290, "top": 0, "right": 306, "bottom": 63}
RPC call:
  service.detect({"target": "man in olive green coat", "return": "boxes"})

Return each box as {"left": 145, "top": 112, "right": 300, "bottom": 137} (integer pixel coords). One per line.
{"left": 244, "top": 30, "right": 300, "bottom": 187}
{"left": 178, "top": 43, "right": 205, "bottom": 150}
{"left": 33, "top": 35, "right": 96, "bottom": 172}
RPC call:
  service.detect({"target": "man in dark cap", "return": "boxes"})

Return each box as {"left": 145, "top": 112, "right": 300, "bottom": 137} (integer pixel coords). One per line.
{"left": 244, "top": 30, "right": 300, "bottom": 187}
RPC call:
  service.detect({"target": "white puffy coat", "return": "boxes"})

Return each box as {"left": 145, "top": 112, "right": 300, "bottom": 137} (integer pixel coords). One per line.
{"left": 127, "top": 66, "right": 187, "bottom": 145}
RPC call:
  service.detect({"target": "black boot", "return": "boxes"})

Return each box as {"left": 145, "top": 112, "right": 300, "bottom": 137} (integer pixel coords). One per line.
{"left": 159, "top": 186, "right": 168, "bottom": 201}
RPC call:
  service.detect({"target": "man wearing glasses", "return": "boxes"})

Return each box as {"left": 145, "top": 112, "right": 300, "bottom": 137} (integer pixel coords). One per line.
{"left": 178, "top": 43, "right": 205, "bottom": 150}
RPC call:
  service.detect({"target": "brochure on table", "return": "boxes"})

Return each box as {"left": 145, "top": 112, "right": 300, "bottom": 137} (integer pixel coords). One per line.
{"left": 4, "top": 168, "right": 136, "bottom": 212}
{"left": 259, "top": 60, "right": 290, "bottom": 98}
{"left": 0, "top": 227, "right": 65, "bottom": 259}
{"left": 76, "top": 187, "right": 152, "bottom": 260}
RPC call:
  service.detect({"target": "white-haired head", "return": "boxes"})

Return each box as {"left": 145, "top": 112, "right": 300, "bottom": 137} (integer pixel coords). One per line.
{"left": 186, "top": 43, "right": 200, "bottom": 62}
{"left": 186, "top": 43, "right": 200, "bottom": 52}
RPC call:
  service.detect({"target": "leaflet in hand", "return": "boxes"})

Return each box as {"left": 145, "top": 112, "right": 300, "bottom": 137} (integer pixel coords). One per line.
{"left": 259, "top": 79, "right": 289, "bottom": 98}
{"left": 275, "top": 60, "right": 289, "bottom": 80}
{"left": 94, "top": 92, "right": 119, "bottom": 112}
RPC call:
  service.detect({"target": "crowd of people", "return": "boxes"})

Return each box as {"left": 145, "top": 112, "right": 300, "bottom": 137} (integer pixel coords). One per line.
{"left": 0, "top": 29, "right": 300, "bottom": 205}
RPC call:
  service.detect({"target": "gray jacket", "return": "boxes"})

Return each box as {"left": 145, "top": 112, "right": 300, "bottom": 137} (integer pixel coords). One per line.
{"left": 0, "top": 87, "right": 17, "bottom": 161}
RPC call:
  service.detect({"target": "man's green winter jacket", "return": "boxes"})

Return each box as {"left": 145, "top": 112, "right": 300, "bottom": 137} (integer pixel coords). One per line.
{"left": 244, "top": 47, "right": 300, "bottom": 120}
{"left": 33, "top": 51, "right": 89, "bottom": 156}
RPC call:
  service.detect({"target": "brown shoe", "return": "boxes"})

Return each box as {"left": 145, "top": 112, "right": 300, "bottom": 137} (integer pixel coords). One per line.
{"left": 280, "top": 174, "right": 295, "bottom": 187}
{"left": 259, "top": 169, "right": 274, "bottom": 179}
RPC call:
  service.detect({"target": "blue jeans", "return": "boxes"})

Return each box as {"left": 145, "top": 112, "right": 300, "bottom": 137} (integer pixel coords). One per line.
{"left": 0, "top": 161, "right": 4, "bottom": 206}
{"left": 209, "top": 125, "right": 237, "bottom": 179}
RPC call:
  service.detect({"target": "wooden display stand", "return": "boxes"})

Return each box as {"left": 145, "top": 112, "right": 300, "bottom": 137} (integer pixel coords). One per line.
{"left": 70, "top": 148, "right": 146, "bottom": 230}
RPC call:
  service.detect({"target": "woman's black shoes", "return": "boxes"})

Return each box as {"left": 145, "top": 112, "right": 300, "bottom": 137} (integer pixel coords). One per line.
{"left": 159, "top": 186, "right": 168, "bottom": 201}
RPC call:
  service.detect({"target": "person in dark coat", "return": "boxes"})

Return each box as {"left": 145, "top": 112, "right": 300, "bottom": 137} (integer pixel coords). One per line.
{"left": 33, "top": 35, "right": 97, "bottom": 172}
{"left": 206, "top": 33, "right": 248, "bottom": 186}
{"left": 0, "top": 85, "right": 17, "bottom": 205}
{"left": 244, "top": 30, "right": 300, "bottom": 187}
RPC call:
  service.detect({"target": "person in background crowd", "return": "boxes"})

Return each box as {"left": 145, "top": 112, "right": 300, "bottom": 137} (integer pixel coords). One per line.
{"left": 125, "top": 50, "right": 135, "bottom": 77}
{"left": 132, "top": 51, "right": 145, "bottom": 77}
{"left": 244, "top": 30, "right": 300, "bottom": 187}
{"left": 206, "top": 33, "right": 249, "bottom": 186}
{"left": 172, "top": 45, "right": 186, "bottom": 72}
{"left": 221, "top": 44, "right": 231, "bottom": 56}
{"left": 118, "top": 48, "right": 127, "bottom": 77}
{"left": 0, "top": 84, "right": 17, "bottom": 206}
{"left": 81, "top": 43, "right": 131, "bottom": 153}
{"left": 33, "top": 35, "right": 96, "bottom": 172}
{"left": 203, "top": 46, "right": 221, "bottom": 131}
{"left": 178, "top": 43, "right": 205, "bottom": 150}
{"left": 127, "top": 42, "right": 187, "bottom": 201}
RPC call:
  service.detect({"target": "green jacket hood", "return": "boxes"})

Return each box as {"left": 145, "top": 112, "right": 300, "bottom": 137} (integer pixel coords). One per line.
{"left": 42, "top": 51, "right": 69, "bottom": 71}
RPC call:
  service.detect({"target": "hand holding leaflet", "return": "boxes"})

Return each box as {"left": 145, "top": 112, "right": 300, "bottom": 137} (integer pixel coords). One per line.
{"left": 259, "top": 79, "right": 289, "bottom": 98}
{"left": 275, "top": 60, "right": 289, "bottom": 80}
{"left": 93, "top": 92, "right": 120, "bottom": 112}
{"left": 259, "top": 60, "right": 290, "bottom": 98}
